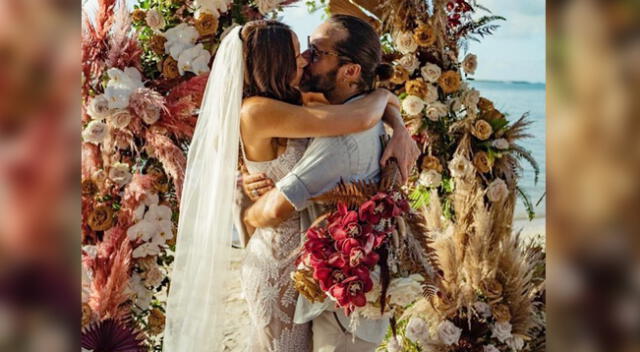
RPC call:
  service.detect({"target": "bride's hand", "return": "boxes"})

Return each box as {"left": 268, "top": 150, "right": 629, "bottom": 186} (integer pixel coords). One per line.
{"left": 242, "top": 172, "right": 275, "bottom": 201}
{"left": 301, "top": 92, "right": 330, "bottom": 107}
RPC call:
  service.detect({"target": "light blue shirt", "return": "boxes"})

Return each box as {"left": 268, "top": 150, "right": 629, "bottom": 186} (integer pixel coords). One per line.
{"left": 275, "top": 99, "right": 389, "bottom": 343}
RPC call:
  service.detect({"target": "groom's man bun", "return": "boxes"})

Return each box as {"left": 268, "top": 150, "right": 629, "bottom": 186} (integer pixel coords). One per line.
{"left": 328, "top": 15, "right": 389, "bottom": 90}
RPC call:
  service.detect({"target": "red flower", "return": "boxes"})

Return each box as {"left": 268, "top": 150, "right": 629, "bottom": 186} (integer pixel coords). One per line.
{"left": 337, "top": 237, "right": 380, "bottom": 267}
{"left": 328, "top": 265, "right": 374, "bottom": 315}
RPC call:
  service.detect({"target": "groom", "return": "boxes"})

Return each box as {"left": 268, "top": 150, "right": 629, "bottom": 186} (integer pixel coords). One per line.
{"left": 242, "top": 15, "right": 418, "bottom": 351}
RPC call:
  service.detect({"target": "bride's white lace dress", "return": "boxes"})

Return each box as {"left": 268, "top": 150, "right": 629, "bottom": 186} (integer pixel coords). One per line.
{"left": 240, "top": 138, "right": 312, "bottom": 352}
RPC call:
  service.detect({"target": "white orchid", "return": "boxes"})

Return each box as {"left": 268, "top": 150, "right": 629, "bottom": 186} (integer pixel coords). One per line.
{"left": 104, "top": 67, "right": 144, "bottom": 109}
{"left": 163, "top": 23, "right": 199, "bottom": 59}
{"left": 177, "top": 43, "right": 211, "bottom": 75}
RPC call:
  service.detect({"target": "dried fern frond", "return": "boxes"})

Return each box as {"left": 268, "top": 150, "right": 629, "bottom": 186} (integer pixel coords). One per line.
{"left": 310, "top": 179, "right": 380, "bottom": 207}
{"left": 329, "top": 0, "right": 382, "bottom": 32}
{"left": 502, "top": 113, "right": 534, "bottom": 140}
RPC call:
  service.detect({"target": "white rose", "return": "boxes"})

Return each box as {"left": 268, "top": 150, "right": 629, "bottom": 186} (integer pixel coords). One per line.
{"left": 387, "top": 274, "right": 423, "bottom": 308}
{"left": 448, "top": 154, "right": 474, "bottom": 178}
{"left": 82, "top": 120, "right": 108, "bottom": 145}
{"left": 462, "top": 88, "right": 480, "bottom": 112}
{"left": 437, "top": 320, "right": 462, "bottom": 345}
{"left": 143, "top": 266, "right": 164, "bottom": 288}
{"left": 140, "top": 105, "right": 161, "bottom": 125}
{"left": 402, "top": 95, "right": 425, "bottom": 116}
{"left": 107, "top": 109, "right": 132, "bottom": 129}
{"left": 108, "top": 162, "right": 132, "bottom": 187}
{"left": 462, "top": 53, "right": 478, "bottom": 75}
{"left": 395, "top": 31, "right": 418, "bottom": 54}
{"left": 177, "top": 43, "right": 211, "bottom": 75}
{"left": 486, "top": 178, "right": 509, "bottom": 203}
{"left": 491, "top": 138, "right": 510, "bottom": 150}
{"left": 491, "top": 321, "right": 512, "bottom": 342}
{"left": 256, "top": 0, "right": 280, "bottom": 14}
{"left": 418, "top": 170, "right": 442, "bottom": 188}
{"left": 425, "top": 101, "right": 448, "bottom": 121}
{"left": 484, "top": 344, "right": 500, "bottom": 352}
{"left": 163, "top": 23, "right": 199, "bottom": 59}
{"left": 421, "top": 63, "right": 441, "bottom": 83}
{"left": 473, "top": 301, "right": 492, "bottom": 319}
{"left": 506, "top": 335, "right": 525, "bottom": 351}
{"left": 145, "top": 8, "right": 165, "bottom": 31}
{"left": 405, "top": 316, "right": 429, "bottom": 345}
{"left": 423, "top": 84, "right": 439, "bottom": 104}
{"left": 397, "top": 54, "right": 420, "bottom": 74}
{"left": 448, "top": 97, "right": 462, "bottom": 112}
{"left": 87, "top": 94, "right": 110, "bottom": 120}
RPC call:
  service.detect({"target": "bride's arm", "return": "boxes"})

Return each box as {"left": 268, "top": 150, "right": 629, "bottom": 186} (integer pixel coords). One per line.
{"left": 240, "top": 89, "right": 399, "bottom": 139}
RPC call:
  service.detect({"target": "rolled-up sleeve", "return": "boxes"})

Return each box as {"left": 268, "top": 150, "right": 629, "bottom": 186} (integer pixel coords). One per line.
{"left": 276, "top": 136, "right": 352, "bottom": 211}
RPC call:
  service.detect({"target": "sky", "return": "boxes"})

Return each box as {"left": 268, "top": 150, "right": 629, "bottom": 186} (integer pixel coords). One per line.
{"left": 84, "top": 0, "right": 545, "bottom": 83}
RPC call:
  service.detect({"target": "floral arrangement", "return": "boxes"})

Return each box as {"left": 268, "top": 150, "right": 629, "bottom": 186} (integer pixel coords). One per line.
{"left": 292, "top": 156, "right": 442, "bottom": 331}
{"left": 326, "top": 0, "right": 545, "bottom": 350}
{"left": 81, "top": 0, "right": 300, "bottom": 349}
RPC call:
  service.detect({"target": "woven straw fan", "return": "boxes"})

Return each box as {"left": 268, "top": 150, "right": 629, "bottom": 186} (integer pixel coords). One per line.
{"left": 328, "top": 0, "right": 382, "bottom": 32}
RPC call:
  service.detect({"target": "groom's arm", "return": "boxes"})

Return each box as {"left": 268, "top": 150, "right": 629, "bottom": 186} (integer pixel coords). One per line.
{"left": 243, "top": 136, "right": 352, "bottom": 228}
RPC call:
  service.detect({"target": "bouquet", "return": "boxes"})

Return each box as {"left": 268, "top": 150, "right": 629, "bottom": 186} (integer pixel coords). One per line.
{"left": 292, "top": 156, "right": 442, "bottom": 322}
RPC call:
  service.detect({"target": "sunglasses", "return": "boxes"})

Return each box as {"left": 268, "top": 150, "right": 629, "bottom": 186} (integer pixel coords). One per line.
{"left": 306, "top": 36, "right": 352, "bottom": 64}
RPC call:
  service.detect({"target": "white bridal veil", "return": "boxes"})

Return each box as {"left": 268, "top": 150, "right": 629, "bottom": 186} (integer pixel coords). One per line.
{"left": 163, "top": 25, "right": 244, "bottom": 351}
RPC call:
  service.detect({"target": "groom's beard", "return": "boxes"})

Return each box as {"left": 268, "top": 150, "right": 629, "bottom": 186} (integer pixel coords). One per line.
{"left": 300, "top": 67, "right": 338, "bottom": 96}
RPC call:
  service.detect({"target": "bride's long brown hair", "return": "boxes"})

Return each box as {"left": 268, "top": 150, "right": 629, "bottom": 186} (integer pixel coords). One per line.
{"left": 241, "top": 20, "right": 302, "bottom": 106}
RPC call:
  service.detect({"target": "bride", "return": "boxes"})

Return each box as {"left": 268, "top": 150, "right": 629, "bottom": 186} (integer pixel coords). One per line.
{"left": 163, "top": 20, "right": 407, "bottom": 351}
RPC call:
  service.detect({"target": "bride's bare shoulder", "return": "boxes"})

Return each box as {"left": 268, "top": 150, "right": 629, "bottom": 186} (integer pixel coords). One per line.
{"left": 241, "top": 96, "right": 285, "bottom": 122}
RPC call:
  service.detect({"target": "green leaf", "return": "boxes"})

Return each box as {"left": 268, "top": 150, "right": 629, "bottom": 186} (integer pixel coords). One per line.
{"left": 442, "top": 177, "right": 455, "bottom": 193}
{"left": 517, "top": 186, "right": 536, "bottom": 221}
{"left": 489, "top": 117, "right": 509, "bottom": 132}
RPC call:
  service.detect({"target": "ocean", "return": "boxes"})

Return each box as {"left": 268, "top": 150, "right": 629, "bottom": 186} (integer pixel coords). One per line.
{"left": 469, "top": 80, "right": 546, "bottom": 221}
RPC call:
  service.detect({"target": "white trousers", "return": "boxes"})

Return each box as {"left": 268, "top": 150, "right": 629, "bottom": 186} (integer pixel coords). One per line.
{"left": 312, "top": 311, "right": 378, "bottom": 352}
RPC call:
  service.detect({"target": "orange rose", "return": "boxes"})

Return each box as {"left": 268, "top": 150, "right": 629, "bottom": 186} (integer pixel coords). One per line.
{"left": 131, "top": 9, "right": 146, "bottom": 23}
{"left": 478, "top": 97, "right": 494, "bottom": 111}
{"left": 405, "top": 79, "right": 429, "bottom": 100}
{"left": 149, "top": 35, "right": 167, "bottom": 56}
{"left": 422, "top": 155, "right": 443, "bottom": 172}
{"left": 162, "top": 57, "right": 179, "bottom": 79}
{"left": 147, "top": 308, "right": 166, "bottom": 335}
{"left": 438, "top": 71, "right": 461, "bottom": 94}
{"left": 414, "top": 24, "right": 436, "bottom": 47}
{"left": 82, "top": 179, "right": 98, "bottom": 197}
{"left": 473, "top": 151, "right": 493, "bottom": 173}
{"left": 195, "top": 13, "right": 219, "bottom": 37}
{"left": 471, "top": 119, "right": 493, "bottom": 140}
{"left": 390, "top": 66, "right": 410, "bottom": 85}
{"left": 87, "top": 204, "right": 114, "bottom": 231}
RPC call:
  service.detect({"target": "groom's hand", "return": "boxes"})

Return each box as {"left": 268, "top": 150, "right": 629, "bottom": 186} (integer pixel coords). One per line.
{"left": 380, "top": 126, "right": 420, "bottom": 184}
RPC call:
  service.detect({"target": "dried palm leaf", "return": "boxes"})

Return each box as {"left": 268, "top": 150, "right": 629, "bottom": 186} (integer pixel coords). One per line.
{"left": 328, "top": 0, "right": 382, "bottom": 32}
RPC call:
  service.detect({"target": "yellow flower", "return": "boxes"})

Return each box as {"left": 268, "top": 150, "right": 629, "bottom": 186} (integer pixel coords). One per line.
{"left": 473, "top": 151, "right": 493, "bottom": 173}
{"left": 195, "top": 13, "right": 219, "bottom": 37}
{"left": 422, "top": 155, "right": 443, "bottom": 173}
{"left": 414, "top": 24, "right": 437, "bottom": 47}
{"left": 438, "top": 71, "right": 461, "bottom": 94}
{"left": 149, "top": 35, "right": 167, "bottom": 56}
{"left": 162, "top": 57, "right": 180, "bottom": 79}
{"left": 492, "top": 304, "right": 512, "bottom": 322}
{"left": 88, "top": 204, "right": 115, "bottom": 232}
{"left": 82, "top": 303, "right": 93, "bottom": 327}
{"left": 390, "top": 65, "right": 410, "bottom": 85}
{"left": 472, "top": 119, "right": 493, "bottom": 140}
{"left": 131, "top": 9, "right": 147, "bottom": 23}
{"left": 405, "top": 79, "right": 429, "bottom": 100}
